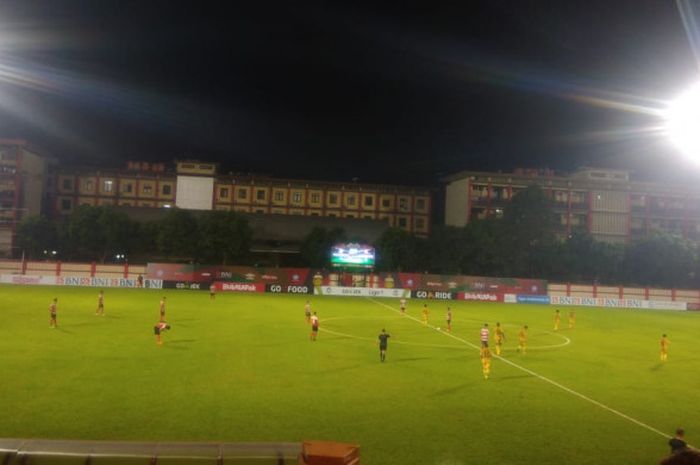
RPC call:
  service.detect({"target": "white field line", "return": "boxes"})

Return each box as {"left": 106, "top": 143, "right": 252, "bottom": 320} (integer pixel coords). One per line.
{"left": 320, "top": 326, "right": 464, "bottom": 349}
{"left": 367, "top": 297, "right": 670, "bottom": 439}
{"left": 321, "top": 316, "right": 570, "bottom": 350}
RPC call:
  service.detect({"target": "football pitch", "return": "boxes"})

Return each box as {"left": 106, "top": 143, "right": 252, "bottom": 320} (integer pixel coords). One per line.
{"left": 0, "top": 285, "right": 699, "bottom": 465}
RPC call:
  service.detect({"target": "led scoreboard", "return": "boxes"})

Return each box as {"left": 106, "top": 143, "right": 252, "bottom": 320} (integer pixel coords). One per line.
{"left": 330, "top": 243, "right": 376, "bottom": 268}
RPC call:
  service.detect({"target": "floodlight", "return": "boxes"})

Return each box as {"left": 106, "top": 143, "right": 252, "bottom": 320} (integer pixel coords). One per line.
{"left": 665, "top": 83, "right": 700, "bottom": 162}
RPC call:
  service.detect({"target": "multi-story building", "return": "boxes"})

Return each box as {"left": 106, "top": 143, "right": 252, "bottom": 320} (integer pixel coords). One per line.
{"left": 54, "top": 160, "right": 432, "bottom": 236}
{"left": 444, "top": 167, "right": 700, "bottom": 243}
{"left": 0, "top": 139, "right": 49, "bottom": 256}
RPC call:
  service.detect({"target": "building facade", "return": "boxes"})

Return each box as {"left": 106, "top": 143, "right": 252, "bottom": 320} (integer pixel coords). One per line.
{"left": 0, "top": 139, "right": 49, "bottom": 256}
{"left": 54, "top": 160, "right": 432, "bottom": 237}
{"left": 444, "top": 168, "right": 700, "bottom": 243}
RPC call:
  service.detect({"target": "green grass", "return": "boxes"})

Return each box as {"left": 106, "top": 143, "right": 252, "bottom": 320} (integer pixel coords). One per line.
{"left": 0, "top": 284, "right": 698, "bottom": 465}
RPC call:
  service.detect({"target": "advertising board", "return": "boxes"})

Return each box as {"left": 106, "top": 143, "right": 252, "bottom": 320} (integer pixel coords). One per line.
{"left": 411, "top": 290, "right": 455, "bottom": 300}
{"left": 313, "top": 286, "right": 411, "bottom": 298}
{"left": 214, "top": 282, "right": 264, "bottom": 293}
{"left": 457, "top": 292, "right": 504, "bottom": 302}
{"left": 0, "top": 274, "right": 163, "bottom": 288}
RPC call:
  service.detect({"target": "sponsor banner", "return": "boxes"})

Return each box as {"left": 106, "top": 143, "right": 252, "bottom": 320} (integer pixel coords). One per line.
{"left": 0, "top": 274, "right": 163, "bottom": 288}
{"left": 215, "top": 281, "right": 264, "bottom": 293}
{"left": 550, "top": 295, "right": 641, "bottom": 308}
{"left": 516, "top": 295, "right": 551, "bottom": 304}
{"left": 163, "top": 281, "right": 211, "bottom": 290}
{"left": 57, "top": 276, "right": 163, "bottom": 289}
{"left": 0, "top": 274, "right": 56, "bottom": 285}
{"left": 146, "top": 263, "right": 195, "bottom": 281}
{"left": 314, "top": 286, "right": 411, "bottom": 298}
{"left": 549, "top": 295, "right": 687, "bottom": 310}
{"left": 645, "top": 300, "right": 687, "bottom": 311}
{"left": 146, "top": 264, "right": 547, "bottom": 294}
{"left": 411, "top": 290, "right": 455, "bottom": 300}
{"left": 265, "top": 284, "right": 312, "bottom": 294}
{"left": 457, "top": 292, "right": 503, "bottom": 302}
{"left": 504, "top": 294, "right": 517, "bottom": 303}
{"left": 688, "top": 303, "right": 700, "bottom": 311}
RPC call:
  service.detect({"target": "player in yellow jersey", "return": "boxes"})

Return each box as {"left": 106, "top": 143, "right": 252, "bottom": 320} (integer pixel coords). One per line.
{"left": 554, "top": 309, "right": 561, "bottom": 331}
{"left": 518, "top": 325, "right": 528, "bottom": 354}
{"left": 480, "top": 346, "right": 492, "bottom": 379}
{"left": 96, "top": 290, "right": 105, "bottom": 316}
{"left": 568, "top": 310, "right": 575, "bottom": 329}
{"left": 660, "top": 334, "right": 670, "bottom": 361}
{"left": 422, "top": 304, "right": 429, "bottom": 324}
{"left": 494, "top": 322, "right": 506, "bottom": 355}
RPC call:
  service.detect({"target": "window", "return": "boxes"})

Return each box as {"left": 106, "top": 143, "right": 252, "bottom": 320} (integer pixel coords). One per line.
{"left": 311, "top": 193, "right": 321, "bottom": 204}
{"left": 310, "top": 212, "right": 320, "bottom": 216}
{"left": 398, "top": 198, "right": 409, "bottom": 211}
{"left": 123, "top": 183, "right": 133, "bottom": 193}
{"left": 347, "top": 194, "right": 356, "bottom": 206}
{"left": 328, "top": 213, "right": 337, "bottom": 218}
{"left": 103, "top": 180, "right": 113, "bottom": 192}
{"left": 85, "top": 180, "right": 94, "bottom": 190}
{"left": 364, "top": 196, "right": 374, "bottom": 207}
{"left": 256, "top": 189, "right": 266, "bottom": 200}
{"left": 61, "top": 198, "right": 72, "bottom": 210}
{"left": 162, "top": 184, "right": 172, "bottom": 195}
{"left": 218, "top": 187, "right": 229, "bottom": 198}
{"left": 328, "top": 194, "right": 338, "bottom": 205}
{"left": 415, "top": 218, "right": 426, "bottom": 230}
{"left": 62, "top": 179, "right": 73, "bottom": 190}
{"left": 415, "top": 198, "right": 426, "bottom": 210}
{"left": 237, "top": 188, "right": 247, "bottom": 199}
{"left": 292, "top": 192, "right": 302, "bottom": 203}
{"left": 274, "top": 191, "right": 284, "bottom": 202}
{"left": 254, "top": 208, "right": 265, "bottom": 214}
{"left": 382, "top": 198, "right": 391, "bottom": 208}
{"left": 397, "top": 217, "right": 408, "bottom": 228}
{"left": 142, "top": 185, "right": 152, "bottom": 195}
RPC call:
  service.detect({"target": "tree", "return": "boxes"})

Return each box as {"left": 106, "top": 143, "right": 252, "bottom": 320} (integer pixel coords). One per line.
{"left": 196, "top": 211, "right": 252, "bottom": 264}
{"left": 622, "top": 232, "right": 697, "bottom": 288}
{"left": 15, "top": 216, "right": 59, "bottom": 259}
{"left": 299, "top": 227, "right": 346, "bottom": 267}
{"left": 63, "top": 206, "right": 135, "bottom": 262}
{"left": 499, "top": 185, "right": 558, "bottom": 277}
{"left": 156, "top": 209, "right": 199, "bottom": 259}
{"left": 374, "top": 227, "right": 425, "bottom": 272}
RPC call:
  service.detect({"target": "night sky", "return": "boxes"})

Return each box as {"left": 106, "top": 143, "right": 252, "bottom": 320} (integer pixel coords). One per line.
{"left": 0, "top": 1, "right": 698, "bottom": 185}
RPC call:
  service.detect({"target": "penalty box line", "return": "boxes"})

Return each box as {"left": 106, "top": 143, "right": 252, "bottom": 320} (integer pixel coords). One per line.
{"left": 367, "top": 297, "right": 670, "bottom": 440}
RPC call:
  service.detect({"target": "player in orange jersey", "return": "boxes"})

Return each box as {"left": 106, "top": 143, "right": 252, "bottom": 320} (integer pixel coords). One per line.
{"left": 154, "top": 322, "right": 171, "bottom": 345}
{"left": 310, "top": 312, "right": 319, "bottom": 341}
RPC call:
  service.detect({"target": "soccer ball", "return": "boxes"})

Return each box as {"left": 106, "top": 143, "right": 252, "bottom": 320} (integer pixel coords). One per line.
{"left": 437, "top": 327, "right": 441, "bottom": 331}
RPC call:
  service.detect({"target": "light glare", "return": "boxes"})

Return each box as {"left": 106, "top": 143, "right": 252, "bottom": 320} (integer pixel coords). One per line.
{"left": 666, "top": 83, "right": 700, "bottom": 162}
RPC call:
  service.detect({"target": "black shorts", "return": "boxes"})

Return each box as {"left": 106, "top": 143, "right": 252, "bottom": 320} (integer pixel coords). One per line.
{"left": 154, "top": 326, "right": 161, "bottom": 335}
{"left": 312, "top": 326, "right": 319, "bottom": 332}
{"left": 379, "top": 345, "right": 387, "bottom": 351}
{"left": 481, "top": 341, "right": 488, "bottom": 348}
